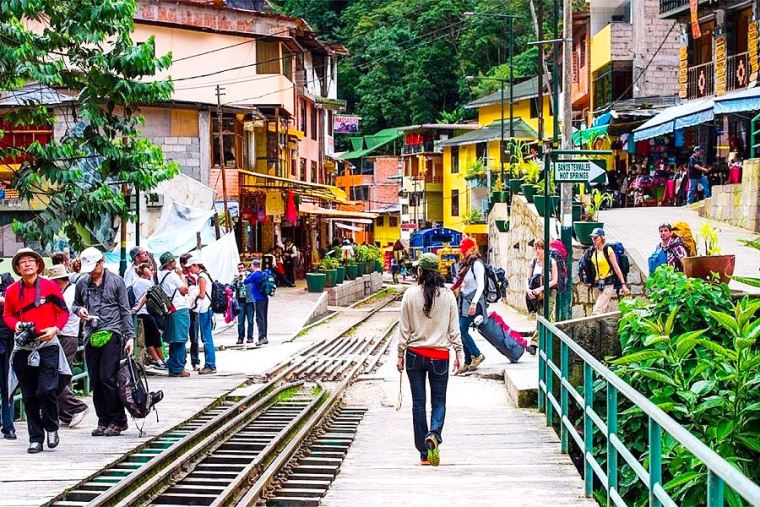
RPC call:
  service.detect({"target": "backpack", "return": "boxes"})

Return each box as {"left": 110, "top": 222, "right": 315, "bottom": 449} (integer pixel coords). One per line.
{"left": 671, "top": 221, "right": 697, "bottom": 256}
{"left": 205, "top": 273, "right": 228, "bottom": 314}
{"left": 604, "top": 242, "right": 630, "bottom": 289}
{"left": 549, "top": 248, "right": 569, "bottom": 293}
{"left": 259, "top": 269, "right": 277, "bottom": 297}
{"left": 578, "top": 243, "right": 630, "bottom": 289}
{"left": 116, "top": 356, "right": 163, "bottom": 435}
{"left": 648, "top": 245, "right": 668, "bottom": 274}
{"left": 484, "top": 262, "right": 508, "bottom": 304}
{"left": 147, "top": 272, "right": 175, "bottom": 318}
{"left": 127, "top": 285, "right": 136, "bottom": 308}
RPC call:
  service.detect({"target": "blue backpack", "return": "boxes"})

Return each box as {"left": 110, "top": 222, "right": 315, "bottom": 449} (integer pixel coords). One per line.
{"left": 259, "top": 269, "right": 277, "bottom": 297}
{"left": 648, "top": 245, "right": 668, "bottom": 274}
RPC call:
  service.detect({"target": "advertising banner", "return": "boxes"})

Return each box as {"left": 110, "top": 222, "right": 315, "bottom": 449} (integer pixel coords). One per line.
{"left": 334, "top": 115, "right": 360, "bottom": 134}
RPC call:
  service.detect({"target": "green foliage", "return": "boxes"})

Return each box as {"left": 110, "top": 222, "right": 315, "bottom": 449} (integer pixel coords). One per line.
{"left": 464, "top": 158, "right": 486, "bottom": 180}
{"left": 320, "top": 256, "right": 340, "bottom": 270}
{"left": 0, "top": 0, "right": 179, "bottom": 249}
{"left": 610, "top": 268, "right": 758, "bottom": 505}
{"left": 697, "top": 222, "right": 722, "bottom": 256}
{"left": 582, "top": 189, "right": 612, "bottom": 222}
{"left": 462, "top": 209, "right": 484, "bottom": 225}
{"left": 732, "top": 238, "right": 760, "bottom": 288}
{"left": 438, "top": 106, "right": 466, "bottom": 124}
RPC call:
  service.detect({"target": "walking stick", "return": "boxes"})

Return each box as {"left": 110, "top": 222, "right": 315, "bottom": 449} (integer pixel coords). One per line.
{"left": 395, "top": 370, "right": 403, "bottom": 411}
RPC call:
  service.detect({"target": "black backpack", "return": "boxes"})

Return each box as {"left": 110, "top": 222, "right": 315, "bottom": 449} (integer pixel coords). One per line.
{"left": 578, "top": 243, "right": 630, "bottom": 289}
{"left": 127, "top": 285, "right": 137, "bottom": 308}
{"left": 484, "top": 262, "right": 508, "bottom": 304}
{"left": 117, "top": 356, "right": 163, "bottom": 435}
{"left": 206, "top": 273, "right": 228, "bottom": 314}
{"left": 147, "top": 272, "right": 175, "bottom": 318}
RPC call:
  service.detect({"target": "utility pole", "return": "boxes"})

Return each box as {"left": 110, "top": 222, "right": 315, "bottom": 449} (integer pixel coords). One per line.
{"left": 558, "top": 0, "right": 574, "bottom": 320}
{"left": 216, "top": 85, "right": 231, "bottom": 232}
{"left": 508, "top": 15, "right": 514, "bottom": 180}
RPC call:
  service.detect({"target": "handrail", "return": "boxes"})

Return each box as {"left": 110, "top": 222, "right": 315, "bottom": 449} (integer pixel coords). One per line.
{"left": 537, "top": 316, "right": 760, "bottom": 506}
{"left": 752, "top": 112, "right": 760, "bottom": 158}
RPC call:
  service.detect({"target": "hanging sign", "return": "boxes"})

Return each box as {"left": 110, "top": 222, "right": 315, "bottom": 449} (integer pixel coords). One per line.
{"left": 690, "top": 0, "right": 701, "bottom": 39}
{"left": 679, "top": 47, "right": 689, "bottom": 98}
{"left": 316, "top": 97, "right": 347, "bottom": 111}
{"left": 749, "top": 21, "right": 760, "bottom": 87}
{"left": 715, "top": 34, "right": 727, "bottom": 96}
{"left": 334, "top": 115, "right": 360, "bottom": 134}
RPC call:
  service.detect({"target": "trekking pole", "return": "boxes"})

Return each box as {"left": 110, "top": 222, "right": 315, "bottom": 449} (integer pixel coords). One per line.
{"left": 395, "top": 370, "right": 403, "bottom": 411}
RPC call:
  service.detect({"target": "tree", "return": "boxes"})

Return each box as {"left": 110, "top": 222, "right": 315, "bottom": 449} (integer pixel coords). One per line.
{"left": 0, "top": 0, "right": 179, "bottom": 250}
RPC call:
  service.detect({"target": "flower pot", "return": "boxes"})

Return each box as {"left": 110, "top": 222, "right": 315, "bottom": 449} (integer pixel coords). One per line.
{"left": 306, "top": 273, "right": 326, "bottom": 293}
{"left": 573, "top": 221, "right": 604, "bottom": 246}
{"left": 365, "top": 261, "right": 374, "bottom": 275}
{"left": 490, "top": 191, "right": 508, "bottom": 203}
{"left": 376, "top": 260, "right": 383, "bottom": 273}
{"left": 508, "top": 178, "right": 524, "bottom": 195}
{"left": 346, "top": 264, "right": 359, "bottom": 280}
{"left": 521, "top": 184, "right": 537, "bottom": 203}
{"left": 534, "top": 195, "right": 547, "bottom": 217}
{"left": 682, "top": 255, "right": 736, "bottom": 284}
{"left": 335, "top": 266, "right": 346, "bottom": 284}
{"left": 325, "top": 268, "right": 337, "bottom": 288}
{"left": 549, "top": 195, "right": 561, "bottom": 216}
{"left": 356, "top": 262, "right": 366, "bottom": 276}
{"left": 572, "top": 203, "right": 582, "bottom": 222}
{"left": 495, "top": 220, "right": 509, "bottom": 232}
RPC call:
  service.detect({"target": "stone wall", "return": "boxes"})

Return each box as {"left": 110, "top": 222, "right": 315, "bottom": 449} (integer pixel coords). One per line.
{"left": 488, "top": 195, "right": 646, "bottom": 318}
{"left": 326, "top": 272, "right": 383, "bottom": 307}
{"left": 698, "top": 159, "right": 760, "bottom": 232}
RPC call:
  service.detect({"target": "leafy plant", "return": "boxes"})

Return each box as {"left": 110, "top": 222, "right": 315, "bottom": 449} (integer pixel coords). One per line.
{"left": 462, "top": 209, "right": 484, "bottom": 225}
{"left": 732, "top": 238, "right": 760, "bottom": 288}
{"left": 464, "top": 158, "right": 486, "bottom": 180}
{"left": 522, "top": 159, "right": 541, "bottom": 185}
{"left": 492, "top": 175, "right": 504, "bottom": 192}
{"left": 533, "top": 176, "right": 557, "bottom": 196}
{"left": 582, "top": 189, "right": 613, "bottom": 222}
{"left": 697, "top": 222, "right": 722, "bottom": 256}
{"left": 320, "top": 256, "right": 340, "bottom": 270}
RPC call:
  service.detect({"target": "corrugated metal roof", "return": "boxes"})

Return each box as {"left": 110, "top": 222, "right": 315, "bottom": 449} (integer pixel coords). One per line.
{"left": 340, "top": 127, "right": 404, "bottom": 160}
{"left": 399, "top": 123, "right": 479, "bottom": 131}
{"left": 0, "top": 83, "right": 74, "bottom": 107}
{"left": 465, "top": 76, "right": 543, "bottom": 109}
{"left": 439, "top": 118, "right": 538, "bottom": 147}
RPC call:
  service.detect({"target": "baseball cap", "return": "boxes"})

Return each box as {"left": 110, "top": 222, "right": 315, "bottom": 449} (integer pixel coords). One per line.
{"left": 693, "top": 146, "right": 702, "bottom": 153}
{"left": 79, "top": 247, "right": 104, "bottom": 274}
{"left": 129, "top": 246, "right": 142, "bottom": 261}
{"left": 413, "top": 253, "right": 439, "bottom": 273}
{"left": 46, "top": 264, "right": 70, "bottom": 280}
{"left": 460, "top": 237, "right": 477, "bottom": 255}
{"left": 589, "top": 227, "right": 605, "bottom": 238}
{"left": 159, "top": 252, "right": 176, "bottom": 268}
{"left": 186, "top": 256, "right": 203, "bottom": 267}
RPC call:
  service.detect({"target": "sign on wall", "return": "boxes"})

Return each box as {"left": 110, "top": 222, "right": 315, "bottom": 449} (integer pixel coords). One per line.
{"left": 749, "top": 21, "right": 760, "bottom": 87}
{"left": 316, "top": 97, "right": 347, "bottom": 111}
{"left": 715, "top": 34, "right": 727, "bottom": 97}
{"left": 334, "top": 115, "right": 360, "bottom": 134}
{"left": 679, "top": 46, "right": 689, "bottom": 99}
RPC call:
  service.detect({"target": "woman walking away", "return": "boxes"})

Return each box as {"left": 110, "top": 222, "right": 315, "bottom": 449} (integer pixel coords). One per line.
{"left": 397, "top": 253, "right": 463, "bottom": 466}
{"left": 131, "top": 264, "right": 167, "bottom": 369}
{"left": 451, "top": 237, "right": 486, "bottom": 373}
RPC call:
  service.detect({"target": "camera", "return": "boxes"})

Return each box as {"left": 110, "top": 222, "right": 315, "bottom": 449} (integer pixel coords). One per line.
{"left": 15, "top": 322, "right": 41, "bottom": 348}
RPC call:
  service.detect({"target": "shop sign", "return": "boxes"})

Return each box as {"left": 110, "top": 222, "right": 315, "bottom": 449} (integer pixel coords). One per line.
{"left": 679, "top": 47, "right": 689, "bottom": 99}
{"left": 690, "top": 0, "right": 701, "bottom": 39}
{"left": 400, "top": 223, "right": 417, "bottom": 230}
{"left": 316, "top": 97, "right": 347, "bottom": 112}
{"left": 714, "top": 34, "right": 727, "bottom": 97}
{"left": 554, "top": 160, "right": 607, "bottom": 183}
{"left": 749, "top": 21, "right": 760, "bottom": 87}
{"left": 334, "top": 115, "right": 360, "bottom": 134}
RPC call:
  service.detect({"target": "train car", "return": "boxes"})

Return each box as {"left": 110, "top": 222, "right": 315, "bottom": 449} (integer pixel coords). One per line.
{"left": 408, "top": 227, "right": 463, "bottom": 281}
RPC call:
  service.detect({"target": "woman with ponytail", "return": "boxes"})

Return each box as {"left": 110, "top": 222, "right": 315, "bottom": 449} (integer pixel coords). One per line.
{"left": 397, "top": 253, "right": 463, "bottom": 466}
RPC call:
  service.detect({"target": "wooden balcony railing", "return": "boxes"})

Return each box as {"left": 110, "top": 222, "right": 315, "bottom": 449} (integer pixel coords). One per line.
{"left": 687, "top": 61, "right": 714, "bottom": 99}
{"left": 727, "top": 52, "right": 749, "bottom": 92}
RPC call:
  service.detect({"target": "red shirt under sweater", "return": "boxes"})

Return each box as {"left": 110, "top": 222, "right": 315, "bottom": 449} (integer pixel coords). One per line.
{"left": 3, "top": 276, "right": 69, "bottom": 333}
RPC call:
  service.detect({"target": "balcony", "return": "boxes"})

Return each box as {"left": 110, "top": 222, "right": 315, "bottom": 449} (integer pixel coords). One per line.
{"left": 686, "top": 61, "right": 714, "bottom": 100}
{"left": 659, "top": 0, "right": 706, "bottom": 18}
{"left": 727, "top": 52, "right": 749, "bottom": 93}
{"left": 402, "top": 141, "right": 436, "bottom": 155}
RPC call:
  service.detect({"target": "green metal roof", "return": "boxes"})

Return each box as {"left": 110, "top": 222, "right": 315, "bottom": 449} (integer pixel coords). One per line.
{"left": 466, "top": 76, "right": 543, "bottom": 109}
{"left": 439, "top": 118, "right": 538, "bottom": 147}
{"left": 340, "top": 127, "right": 404, "bottom": 160}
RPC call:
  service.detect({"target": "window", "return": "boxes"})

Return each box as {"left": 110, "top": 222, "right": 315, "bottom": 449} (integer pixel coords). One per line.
{"left": 310, "top": 106, "right": 318, "bottom": 141}
{"left": 376, "top": 216, "right": 384, "bottom": 227}
{"left": 299, "top": 100, "right": 307, "bottom": 133}
{"left": 389, "top": 216, "right": 398, "bottom": 227}
{"left": 476, "top": 142, "right": 487, "bottom": 162}
{"left": 351, "top": 185, "right": 369, "bottom": 201}
{"left": 593, "top": 62, "right": 632, "bottom": 110}
{"left": 282, "top": 51, "right": 293, "bottom": 81}
{"left": 311, "top": 161, "right": 318, "bottom": 183}
{"left": 402, "top": 204, "right": 409, "bottom": 215}
{"left": 212, "top": 114, "right": 242, "bottom": 167}
{"left": 451, "top": 189, "right": 459, "bottom": 217}
{"left": 256, "top": 40, "right": 280, "bottom": 74}
{"left": 451, "top": 146, "right": 459, "bottom": 174}
{"left": 530, "top": 98, "right": 540, "bottom": 119}
{"left": 299, "top": 158, "right": 306, "bottom": 181}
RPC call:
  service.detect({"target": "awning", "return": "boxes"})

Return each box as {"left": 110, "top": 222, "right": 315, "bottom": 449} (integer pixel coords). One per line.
{"left": 329, "top": 218, "right": 374, "bottom": 224}
{"left": 299, "top": 203, "right": 378, "bottom": 219}
{"left": 714, "top": 87, "right": 760, "bottom": 114}
{"left": 572, "top": 124, "right": 609, "bottom": 146}
{"left": 633, "top": 98, "right": 714, "bottom": 141}
{"left": 439, "top": 118, "right": 538, "bottom": 147}
{"left": 335, "top": 222, "right": 364, "bottom": 232}
{"left": 238, "top": 169, "right": 348, "bottom": 204}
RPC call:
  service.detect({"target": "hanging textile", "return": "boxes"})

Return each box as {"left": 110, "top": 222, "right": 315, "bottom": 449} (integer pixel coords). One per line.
{"left": 285, "top": 190, "right": 298, "bottom": 224}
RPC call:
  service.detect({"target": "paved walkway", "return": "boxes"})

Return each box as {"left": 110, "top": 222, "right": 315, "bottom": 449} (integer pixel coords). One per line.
{"left": 324, "top": 338, "right": 593, "bottom": 507}
{"left": 600, "top": 206, "right": 760, "bottom": 294}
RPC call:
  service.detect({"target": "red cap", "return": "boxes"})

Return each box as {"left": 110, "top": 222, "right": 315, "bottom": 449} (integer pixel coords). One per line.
{"left": 460, "top": 237, "right": 477, "bottom": 255}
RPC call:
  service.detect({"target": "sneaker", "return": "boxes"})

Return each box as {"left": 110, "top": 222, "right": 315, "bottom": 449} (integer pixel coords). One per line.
{"left": 3, "top": 430, "right": 17, "bottom": 440}
{"left": 425, "top": 435, "right": 440, "bottom": 467}
{"left": 27, "top": 442, "right": 43, "bottom": 454}
{"left": 420, "top": 458, "right": 431, "bottom": 466}
{"left": 236, "top": 339, "right": 244, "bottom": 345}
{"left": 469, "top": 354, "right": 485, "bottom": 370}
{"left": 91, "top": 425, "right": 107, "bottom": 437}
{"left": 192, "top": 364, "right": 200, "bottom": 372}
{"left": 457, "top": 364, "right": 470, "bottom": 375}
{"left": 199, "top": 366, "right": 217, "bottom": 375}
{"left": 246, "top": 338, "right": 254, "bottom": 344}
{"left": 47, "top": 430, "right": 59, "bottom": 449}
{"left": 105, "top": 423, "right": 127, "bottom": 437}
{"left": 69, "top": 407, "right": 89, "bottom": 429}
{"left": 257, "top": 338, "right": 268, "bottom": 346}
{"left": 155, "top": 362, "right": 168, "bottom": 370}
{"left": 170, "top": 370, "right": 191, "bottom": 378}
{"left": 526, "top": 345, "right": 537, "bottom": 356}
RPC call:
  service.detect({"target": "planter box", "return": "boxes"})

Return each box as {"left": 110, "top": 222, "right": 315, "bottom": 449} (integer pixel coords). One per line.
{"left": 508, "top": 178, "right": 524, "bottom": 195}
{"left": 572, "top": 203, "right": 582, "bottom": 222}
{"left": 521, "top": 184, "right": 537, "bottom": 203}
{"left": 346, "top": 264, "right": 359, "bottom": 280}
{"left": 573, "top": 221, "right": 604, "bottom": 246}
{"left": 491, "top": 191, "right": 508, "bottom": 203}
{"left": 682, "top": 255, "right": 736, "bottom": 284}
{"left": 306, "top": 273, "right": 326, "bottom": 293}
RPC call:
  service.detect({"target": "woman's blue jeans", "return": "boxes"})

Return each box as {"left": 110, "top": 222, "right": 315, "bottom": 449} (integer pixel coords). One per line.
{"left": 459, "top": 315, "right": 482, "bottom": 365}
{"left": 197, "top": 310, "right": 216, "bottom": 370}
{"left": 405, "top": 350, "right": 449, "bottom": 459}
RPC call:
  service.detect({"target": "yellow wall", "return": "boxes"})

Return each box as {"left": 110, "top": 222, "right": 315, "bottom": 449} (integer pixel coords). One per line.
{"left": 443, "top": 145, "right": 478, "bottom": 232}
{"left": 374, "top": 212, "right": 400, "bottom": 247}
{"left": 478, "top": 96, "right": 554, "bottom": 140}
{"left": 590, "top": 24, "right": 612, "bottom": 73}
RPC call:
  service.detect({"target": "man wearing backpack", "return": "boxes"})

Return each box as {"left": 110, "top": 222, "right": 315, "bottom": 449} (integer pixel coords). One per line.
{"left": 244, "top": 260, "right": 269, "bottom": 346}
{"left": 587, "top": 229, "right": 630, "bottom": 315}
{"left": 157, "top": 252, "right": 191, "bottom": 378}
{"left": 648, "top": 223, "right": 688, "bottom": 274}
{"left": 232, "top": 262, "right": 254, "bottom": 344}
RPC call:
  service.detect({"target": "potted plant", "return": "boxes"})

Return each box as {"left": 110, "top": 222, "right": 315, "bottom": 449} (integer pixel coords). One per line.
{"left": 335, "top": 263, "right": 346, "bottom": 284}
{"left": 346, "top": 259, "right": 359, "bottom": 280}
{"left": 367, "top": 244, "right": 383, "bottom": 273}
{"left": 573, "top": 188, "right": 612, "bottom": 246}
{"left": 532, "top": 177, "right": 557, "bottom": 217}
{"left": 506, "top": 139, "right": 528, "bottom": 195}
{"left": 520, "top": 159, "right": 541, "bottom": 203}
{"left": 494, "top": 217, "right": 509, "bottom": 232}
{"left": 681, "top": 222, "right": 736, "bottom": 284}
{"left": 491, "top": 175, "right": 508, "bottom": 203}
{"left": 462, "top": 209, "right": 484, "bottom": 225}
{"left": 355, "top": 244, "right": 369, "bottom": 275}
{"left": 464, "top": 158, "right": 487, "bottom": 187}
{"left": 306, "top": 263, "right": 326, "bottom": 293}
{"left": 320, "top": 256, "right": 339, "bottom": 288}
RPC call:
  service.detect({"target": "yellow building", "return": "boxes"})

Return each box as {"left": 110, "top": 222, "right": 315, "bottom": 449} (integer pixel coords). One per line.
{"left": 441, "top": 77, "right": 551, "bottom": 237}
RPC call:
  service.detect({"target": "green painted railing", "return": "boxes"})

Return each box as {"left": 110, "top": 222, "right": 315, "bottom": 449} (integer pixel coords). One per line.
{"left": 751, "top": 112, "right": 760, "bottom": 158}
{"left": 537, "top": 317, "right": 760, "bottom": 506}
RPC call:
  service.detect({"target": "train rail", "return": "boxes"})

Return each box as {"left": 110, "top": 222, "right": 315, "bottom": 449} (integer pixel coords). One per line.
{"left": 47, "top": 290, "right": 401, "bottom": 507}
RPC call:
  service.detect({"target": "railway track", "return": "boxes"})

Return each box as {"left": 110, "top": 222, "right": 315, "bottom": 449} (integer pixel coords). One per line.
{"left": 47, "top": 291, "right": 401, "bottom": 507}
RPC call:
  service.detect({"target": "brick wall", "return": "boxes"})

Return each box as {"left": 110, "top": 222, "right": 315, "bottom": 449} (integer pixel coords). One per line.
{"left": 154, "top": 136, "right": 203, "bottom": 181}
{"left": 698, "top": 159, "right": 760, "bottom": 232}
{"left": 372, "top": 157, "right": 401, "bottom": 208}
{"left": 632, "top": 0, "right": 681, "bottom": 97}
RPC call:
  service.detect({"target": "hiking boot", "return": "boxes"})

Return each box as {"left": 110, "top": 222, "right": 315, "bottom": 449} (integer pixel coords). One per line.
{"left": 27, "top": 442, "right": 43, "bottom": 454}
{"left": 420, "top": 458, "right": 431, "bottom": 466}
{"left": 170, "top": 370, "right": 191, "bottom": 378}
{"left": 199, "top": 366, "right": 216, "bottom": 375}
{"left": 236, "top": 339, "right": 244, "bottom": 345}
{"left": 91, "top": 425, "right": 108, "bottom": 437}
{"left": 69, "top": 407, "right": 89, "bottom": 429}
{"left": 470, "top": 354, "right": 485, "bottom": 370}
{"left": 425, "top": 435, "right": 440, "bottom": 466}
{"left": 47, "top": 430, "right": 59, "bottom": 449}
{"left": 526, "top": 345, "right": 537, "bottom": 356}
{"left": 105, "top": 423, "right": 128, "bottom": 437}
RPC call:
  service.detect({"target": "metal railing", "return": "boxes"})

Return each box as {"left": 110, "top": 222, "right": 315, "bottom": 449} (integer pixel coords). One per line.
{"left": 537, "top": 317, "right": 760, "bottom": 507}
{"left": 751, "top": 112, "right": 760, "bottom": 158}
{"left": 687, "top": 62, "right": 714, "bottom": 99}
{"left": 727, "top": 52, "right": 749, "bottom": 92}
{"left": 402, "top": 142, "right": 435, "bottom": 155}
